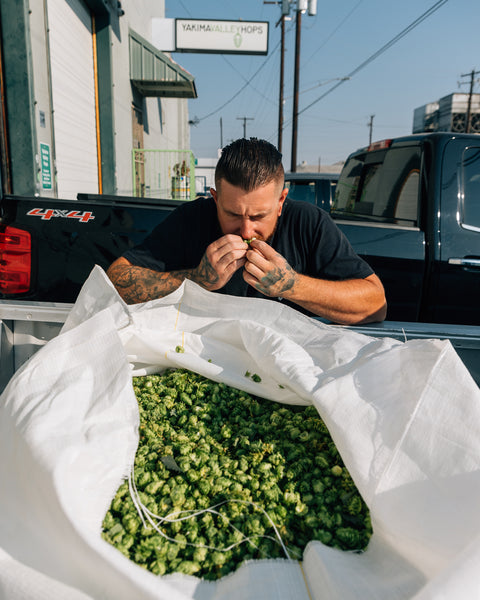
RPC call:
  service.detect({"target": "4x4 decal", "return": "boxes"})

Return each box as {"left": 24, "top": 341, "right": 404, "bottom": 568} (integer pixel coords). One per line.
{"left": 26, "top": 208, "right": 95, "bottom": 223}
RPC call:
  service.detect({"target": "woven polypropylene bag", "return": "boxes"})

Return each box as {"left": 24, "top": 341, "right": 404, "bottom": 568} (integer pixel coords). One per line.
{"left": 1, "top": 266, "right": 479, "bottom": 600}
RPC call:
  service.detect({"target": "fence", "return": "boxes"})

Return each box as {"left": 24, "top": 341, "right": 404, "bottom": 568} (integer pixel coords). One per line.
{"left": 132, "top": 149, "right": 196, "bottom": 200}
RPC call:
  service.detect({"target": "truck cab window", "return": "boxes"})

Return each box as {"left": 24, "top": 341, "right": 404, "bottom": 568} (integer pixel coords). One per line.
{"left": 394, "top": 170, "right": 420, "bottom": 222}
{"left": 462, "top": 147, "right": 480, "bottom": 230}
{"left": 286, "top": 181, "right": 316, "bottom": 205}
{"left": 333, "top": 147, "right": 421, "bottom": 226}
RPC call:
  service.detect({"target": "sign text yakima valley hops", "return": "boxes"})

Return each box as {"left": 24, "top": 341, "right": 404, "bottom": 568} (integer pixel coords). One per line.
{"left": 175, "top": 19, "right": 269, "bottom": 55}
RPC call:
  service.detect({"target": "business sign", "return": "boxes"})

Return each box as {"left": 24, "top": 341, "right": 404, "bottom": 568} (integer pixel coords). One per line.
{"left": 175, "top": 19, "right": 269, "bottom": 55}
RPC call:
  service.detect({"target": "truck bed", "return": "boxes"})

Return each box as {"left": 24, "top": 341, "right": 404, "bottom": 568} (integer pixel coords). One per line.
{"left": 1, "top": 301, "right": 478, "bottom": 394}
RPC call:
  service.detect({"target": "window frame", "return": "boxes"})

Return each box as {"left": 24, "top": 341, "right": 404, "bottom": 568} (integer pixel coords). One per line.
{"left": 459, "top": 145, "right": 480, "bottom": 233}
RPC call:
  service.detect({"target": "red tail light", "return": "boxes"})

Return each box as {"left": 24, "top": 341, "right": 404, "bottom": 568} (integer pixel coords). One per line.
{"left": 0, "top": 226, "right": 32, "bottom": 294}
{"left": 367, "top": 139, "right": 392, "bottom": 151}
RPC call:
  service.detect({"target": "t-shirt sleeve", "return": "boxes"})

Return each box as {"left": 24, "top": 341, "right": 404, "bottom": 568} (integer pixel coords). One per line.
{"left": 123, "top": 206, "right": 186, "bottom": 271}
{"left": 280, "top": 201, "right": 374, "bottom": 281}
{"left": 312, "top": 211, "right": 374, "bottom": 280}
{"left": 122, "top": 198, "right": 216, "bottom": 272}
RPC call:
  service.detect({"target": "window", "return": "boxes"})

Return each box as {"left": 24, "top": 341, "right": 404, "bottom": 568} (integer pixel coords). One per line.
{"left": 333, "top": 146, "right": 421, "bottom": 226}
{"left": 462, "top": 147, "right": 480, "bottom": 231}
{"left": 286, "top": 181, "right": 316, "bottom": 205}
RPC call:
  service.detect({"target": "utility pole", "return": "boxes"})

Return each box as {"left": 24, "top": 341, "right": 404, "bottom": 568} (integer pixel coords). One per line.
{"left": 265, "top": 1, "right": 289, "bottom": 152}
{"left": 460, "top": 69, "right": 480, "bottom": 133}
{"left": 368, "top": 115, "right": 375, "bottom": 145}
{"left": 220, "top": 117, "right": 223, "bottom": 149}
{"left": 290, "top": 8, "right": 302, "bottom": 172}
{"left": 278, "top": 13, "right": 286, "bottom": 152}
{"left": 289, "top": 0, "right": 316, "bottom": 172}
{"left": 237, "top": 116, "right": 254, "bottom": 138}
{"left": 265, "top": 0, "right": 316, "bottom": 168}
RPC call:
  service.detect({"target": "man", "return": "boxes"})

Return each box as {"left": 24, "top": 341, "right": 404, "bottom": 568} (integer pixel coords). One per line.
{"left": 107, "top": 138, "right": 386, "bottom": 324}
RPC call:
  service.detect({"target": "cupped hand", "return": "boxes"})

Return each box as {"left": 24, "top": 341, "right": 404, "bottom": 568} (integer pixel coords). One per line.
{"left": 193, "top": 234, "right": 248, "bottom": 291}
{"left": 243, "top": 239, "right": 298, "bottom": 297}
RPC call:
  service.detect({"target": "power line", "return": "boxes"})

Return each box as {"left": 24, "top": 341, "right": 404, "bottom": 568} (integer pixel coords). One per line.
{"left": 195, "top": 22, "right": 296, "bottom": 123}
{"left": 221, "top": 55, "right": 277, "bottom": 106}
{"left": 237, "top": 116, "right": 254, "bottom": 138}
{"left": 289, "top": 0, "right": 449, "bottom": 123}
{"left": 302, "top": 0, "right": 365, "bottom": 69}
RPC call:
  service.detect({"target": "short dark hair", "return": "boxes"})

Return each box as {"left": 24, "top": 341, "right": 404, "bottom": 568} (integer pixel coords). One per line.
{"left": 215, "top": 137, "right": 284, "bottom": 192}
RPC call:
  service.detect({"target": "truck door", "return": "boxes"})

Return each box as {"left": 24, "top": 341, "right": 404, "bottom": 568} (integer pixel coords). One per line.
{"left": 433, "top": 140, "right": 480, "bottom": 325}
{"left": 332, "top": 142, "right": 426, "bottom": 321}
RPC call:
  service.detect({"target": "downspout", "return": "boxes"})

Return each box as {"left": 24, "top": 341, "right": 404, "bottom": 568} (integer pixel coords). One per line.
{"left": 0, "top": 16, "right": 12, "bottom": 196}
{"left": 43, "top": 0, "right": 57, "bottom": 197}
{"left": 92, "top": 13, "right": 102, "bottom": 194}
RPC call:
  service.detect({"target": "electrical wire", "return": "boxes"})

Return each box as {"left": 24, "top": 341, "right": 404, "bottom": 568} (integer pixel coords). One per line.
{"left": 195, "top": 21, "right": 296, "bottom": 123}
{"left": 302, "top": 0, "right": 366, "bottom": 70}
{"left": 294, "top": 0, "right": 449, "bottom": 120}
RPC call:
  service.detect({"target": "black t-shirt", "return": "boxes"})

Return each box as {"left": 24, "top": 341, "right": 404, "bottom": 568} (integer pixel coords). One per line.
{"left": 123, "top": 196, "right": 373, "bottom": 314}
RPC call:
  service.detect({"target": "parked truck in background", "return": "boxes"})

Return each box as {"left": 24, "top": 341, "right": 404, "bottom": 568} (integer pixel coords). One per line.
{"left": 284, "top": 172, "right": 338, "bottom": 212}
{"left": 332, "top": 132, "right": 480, "bottom": 325}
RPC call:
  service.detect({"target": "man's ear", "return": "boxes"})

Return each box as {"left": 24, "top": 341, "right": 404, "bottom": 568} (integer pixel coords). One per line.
{"left": 278, "top": 187, "right": 288, "bottom": 215}
{"left": 210, "top": 187, "right": 218, "bottom": 203}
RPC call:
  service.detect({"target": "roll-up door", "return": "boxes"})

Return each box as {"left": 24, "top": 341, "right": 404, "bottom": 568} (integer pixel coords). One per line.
{"left": 47, "top": 0, "right": 98, "bottom": 199}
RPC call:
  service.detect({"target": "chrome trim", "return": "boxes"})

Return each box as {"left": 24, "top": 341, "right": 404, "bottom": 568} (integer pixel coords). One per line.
{"left": 333, "top": 219, "right": 421, "bottom": 232}
{"left": 461, "top": 222, "right": 480, "bottom": 233}
{"left": 448, "top": 257, "right": 480, "bottom": 267}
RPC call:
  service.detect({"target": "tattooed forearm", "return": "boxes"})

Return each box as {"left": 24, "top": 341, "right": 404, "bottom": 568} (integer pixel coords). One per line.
{"left": 107, "top": 253, "right": 228, "bottom": 304}
{"left": 192, "top": 255, "right": 220, "bottom": 288}
{"left": 107, "top": 263, "right": 194, "bottom": 304}
{"left": 256, "top": 264, "right": 298, "bottom": 296}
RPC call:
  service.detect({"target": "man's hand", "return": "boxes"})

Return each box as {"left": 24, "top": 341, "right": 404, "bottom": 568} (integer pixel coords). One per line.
{"left": 242, "top": 239, "right": 387, "bottom": 324}
{"left": 195, "top": 234, "right": 248, "bottom": 291}
{"left": 243, "top": 240, "right": 298, "bottom": 297}
{"left": 107, "top": 235, "right": 248, "bottom": 304}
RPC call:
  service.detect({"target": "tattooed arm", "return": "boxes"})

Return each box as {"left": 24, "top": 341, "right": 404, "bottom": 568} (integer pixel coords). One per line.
{"left": 107, "top": 234, "right": 248, "bottom": 304}
{"left": 243, "top": 240, "right": 387, "bottom": 324}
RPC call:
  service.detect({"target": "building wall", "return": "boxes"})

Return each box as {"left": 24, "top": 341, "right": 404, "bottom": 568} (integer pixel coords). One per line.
{"left": 0, "top": 0, "right": 192, "bottom": 198}
{"left": 111, "top": 0, "right": 190, "bottom": 196}
{"left": 29, "top": 0, "right": 56, "bottom": 197}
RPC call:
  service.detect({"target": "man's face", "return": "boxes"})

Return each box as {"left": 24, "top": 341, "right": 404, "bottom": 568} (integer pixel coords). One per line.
{"left": 211, "top": 178, "right": 288, "bottom": 243}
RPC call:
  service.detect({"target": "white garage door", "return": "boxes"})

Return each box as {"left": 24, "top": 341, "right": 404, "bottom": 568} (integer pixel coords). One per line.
{"left": 48, "top": 0, "right": 99, "bottom": 199}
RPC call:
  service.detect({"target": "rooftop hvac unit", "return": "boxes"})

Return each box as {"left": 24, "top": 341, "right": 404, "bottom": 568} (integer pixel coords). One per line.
{"left": 436, "top": 93, "right": 480, "bottom": 133}
{"left": 451, "top": 112, "right": 467, "bottom": 133}
{"left": 470, "top": 113, "right": 480, "bottom": 133}
{"left": 412, "top": 102, "right": 439, "bottom": 133}
{"left": 413, "top": 93, "right": 480, "bottom": 134}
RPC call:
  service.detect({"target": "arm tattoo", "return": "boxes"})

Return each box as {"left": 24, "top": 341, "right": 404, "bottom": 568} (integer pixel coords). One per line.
{"left": 108, "top": 264, "right": 192, "bottom": 304}
{"left": 257, "top": 263, "right": 297, "bottom": 295}
{"left": 108, "top": 255, "right": 222, "bottom": 305}
{"left": 193, "top": 255, "right": 220, "bottom": 288}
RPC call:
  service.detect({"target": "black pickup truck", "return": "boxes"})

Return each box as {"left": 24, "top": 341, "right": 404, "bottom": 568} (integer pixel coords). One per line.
{"left": 332, "top": 132, "right": 480, "bottom": 325}
{"left": 0, "top": 193, "right": 181, "bottom": 302}
{"left": 1, "top": 144, "right": 480, "bottom": 388}
{"left": 0, "top": 132, "right": 478, "bottom": 324}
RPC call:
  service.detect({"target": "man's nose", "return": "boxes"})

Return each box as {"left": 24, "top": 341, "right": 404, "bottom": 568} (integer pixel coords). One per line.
{"left": 239, "top": 219, "right": 255, "bottom": 240}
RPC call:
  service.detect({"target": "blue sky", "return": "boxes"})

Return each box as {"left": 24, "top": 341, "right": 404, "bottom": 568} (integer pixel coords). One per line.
{"left": 166, "top": 0, "right": 480, "bottom": 170}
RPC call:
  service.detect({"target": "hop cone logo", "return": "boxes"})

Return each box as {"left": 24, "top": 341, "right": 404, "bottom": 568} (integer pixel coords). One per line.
{"left": 234, "top": 32, "right": 242, "bottom": 48}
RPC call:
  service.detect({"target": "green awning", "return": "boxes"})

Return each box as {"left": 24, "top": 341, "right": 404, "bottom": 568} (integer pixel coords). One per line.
{"left": 129, "top": 30, "right": 197, "bottom": 99}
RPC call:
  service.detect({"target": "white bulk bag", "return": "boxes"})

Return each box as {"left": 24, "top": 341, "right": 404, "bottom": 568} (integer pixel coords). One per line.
{"left": 1, "top": 265, "right": 479, "bottom": 600}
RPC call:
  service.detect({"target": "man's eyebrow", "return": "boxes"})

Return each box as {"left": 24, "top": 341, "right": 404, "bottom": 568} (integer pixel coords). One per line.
{"left": 223, "top": 208, "right": 270, "bottom": 218}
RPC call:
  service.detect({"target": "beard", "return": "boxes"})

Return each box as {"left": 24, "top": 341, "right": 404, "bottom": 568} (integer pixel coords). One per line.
{"left": 248, "top": 215, "right": 279, "bottom": 245}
